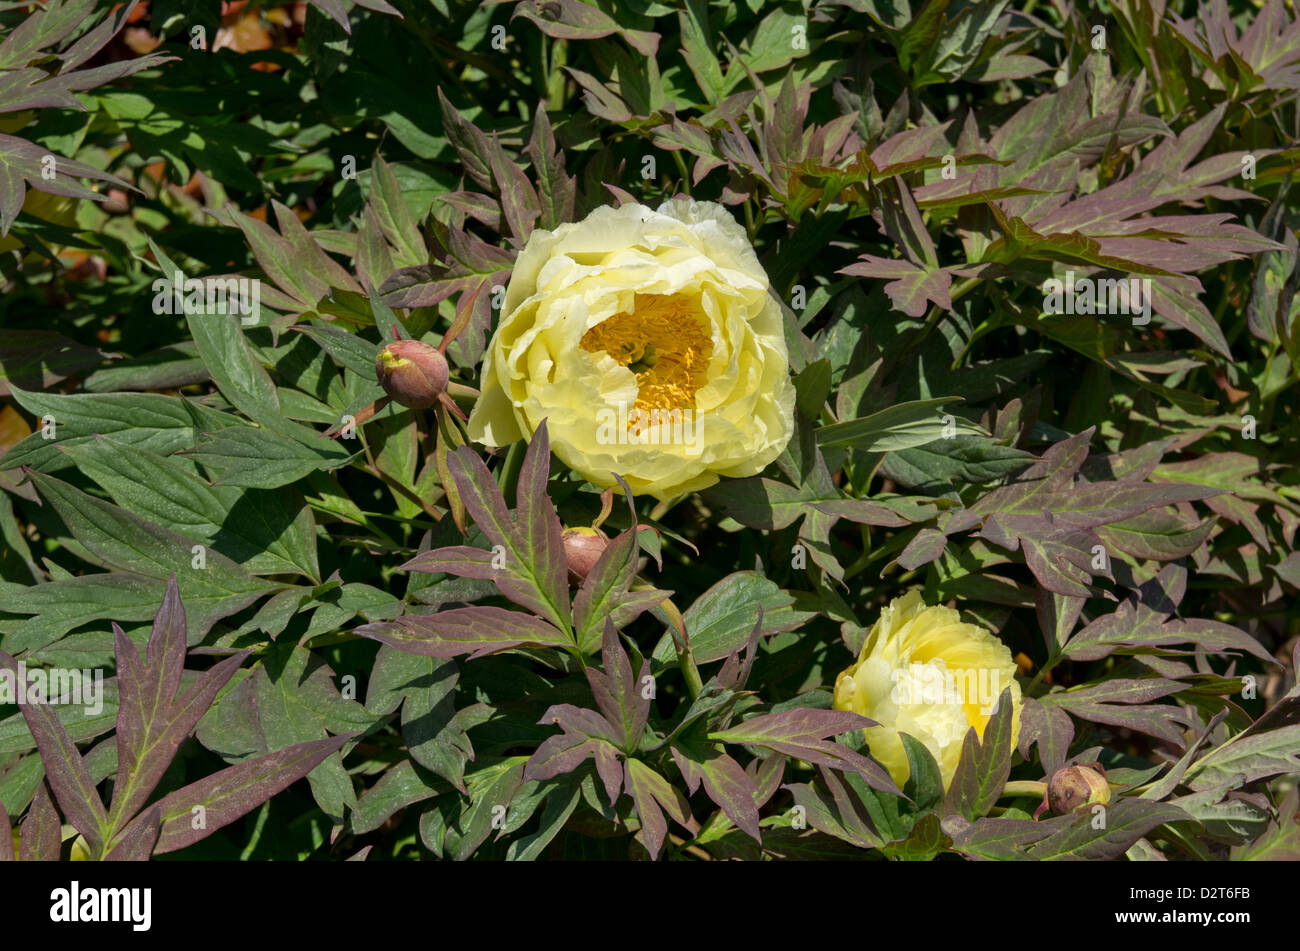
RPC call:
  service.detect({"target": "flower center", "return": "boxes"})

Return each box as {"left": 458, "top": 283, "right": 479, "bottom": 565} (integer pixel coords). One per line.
{"left": 579, "top": 294, "right": 714, "bottom": 420}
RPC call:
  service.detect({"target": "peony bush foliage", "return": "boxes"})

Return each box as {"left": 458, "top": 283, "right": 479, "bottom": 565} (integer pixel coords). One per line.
{"left": 0, "top": 0, "right": 1298, "bottom": 863}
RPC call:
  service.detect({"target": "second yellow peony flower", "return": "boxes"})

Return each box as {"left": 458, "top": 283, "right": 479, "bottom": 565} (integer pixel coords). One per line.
{"left": 833, "top": 590, "right": 1022, "bottom": 790}
{"left": 466, "top": 199, "right": 796, "bottom": 502}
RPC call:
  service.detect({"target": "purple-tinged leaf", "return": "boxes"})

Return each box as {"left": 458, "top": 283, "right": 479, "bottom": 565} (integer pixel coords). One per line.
{"left": 623, "top": 759, "right": 667, "bottom": 858}
{"left": 692, "top": 750, "right": 762, "bottom": 842}
{"left": 0, "top": 804, "right": 11, "bottom": 862}
{"left": 840, "top": 256, "right": 953, "bottom": 317}
{"left": 102, "top": 805, "right": 160, "bottom": 862}
{"left": 512, "top": 0, "right": 659, "bottom": 56}
{"left": 514, "top": 421, "right": 570, "bottom": 626}
{"left": 447, "top": 446, "right": 572, "bottom": 633}
{"left": 573, "top": 528, "right": 657, "bottom": 652}
{"left": 586, "top": 621, "right": 650, "bottom": 751}
{"left": 944, "top": 688, "right": 1015, "bottom": 821}
{"left": 897, "top": 528, "right": 947, "bottom": 570}
{"left": 711, "top": 708, "right": 876, "bottom": 744}
{"left": 749, "top": 752, "right": 786, "bottom": 809}
{"left": 623, "top": 759, "right": 693, "bottom": 859}
{"left": 593, "top": 741, "right": 623, "bottom": 807}
{"left": 356, "top": 606, "right": 570, "bottom": 659}
{"left": 489, "top": 133, "right": 541, "bottom": 245}
{"left": 1064, "top": 600, "right": 1273, "bottom": 664}
{"left": 526, "top": 102, "right": 577, "bottom": 230}
{"left": 146, "top": 574, "right": 186, "bottom": 710}
{"left": 0, "top": 650, "right": 107, "bottom": 851}
{"left": 1042, "top": 679, "right": 1194, "bottom": 746}
{"left": 437, "top": 88, "right": 493, "bottom": 190}
{"left": 717, "top": 610, "right": 762, "bottom": 691}
{"left": 1184, "top": 724, "right": 1300, "bottom": 793}
{"left": 110, "top": 619, "right": 249, "bottom": 826}
{"left": 525, "top": 733, "right": 600, "bottom": 784}
{"left": 0, "top": 135, "right": 128, "bottom": 234}
{"left": 784, "top": 775, "right": 882, "bottom": 850}
{"left": 1048, "top": 678, "right": 1185, "bottom": 705}
{"left": 19, "top": 781, "right": 61, "bottom": 862}
{"left": 0, "top": 329, "right": 109, "bottom": 397}
{"left": 538, "top": 703, "right": 623, "bottom": 746}
{"left": 1017, "top": 697, "right": 1073, "bottom": 776}
{"left": 1036, "top": 588, "right": 1084, "bottom": 655}
{"left": 811, "top": 499, "right": 921, "bottom": 527}
{"left": 146, "top": 734, "right": 353, "bottom": 855}
{"left": 709, "top": 708, "right": 902, "bottom": 798}
{"left": 949, "top": 815, "right": 1052, "bottom": 860}
{"left": 1026, "top": 800, "right": 1193, "bottom": 860}
{"left": 1141, "top": 710, "right": 1229, "bottom": 803}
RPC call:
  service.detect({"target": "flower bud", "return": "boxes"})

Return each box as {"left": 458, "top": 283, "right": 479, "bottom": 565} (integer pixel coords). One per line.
{"left": 561, "top": 526, "right": 609, "bottom": 584}
{"left": 375, "top": 340, "right": 449, "bottom": 409}
{"left": 1047, "top": 764, "right": 1111, "bottom": 814}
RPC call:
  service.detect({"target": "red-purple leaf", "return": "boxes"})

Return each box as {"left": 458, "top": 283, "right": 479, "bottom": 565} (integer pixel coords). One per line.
{"left": 0, "top": 650, "right": 107, "bottom": 851}
{"left": 356, "top": 606, "right": 571, "bottom": 659}
{"left": 514, "top": 420, "right": 571, "bottom": 628}
{"left": 447, "top": 446, "right": 572, "bottom": 633}
{"left": 102, "top": 805, "right": 160, "bottom": 862}
{"left": 19, "top": 781, "right": 61, "bottom": 862}
{"left": 944, "top": 688, "right": 1015, "bottom": 821}
{"left": 146, "top": 734, "right": 354, "bottom": 855}
{"left": 0, "top": 804, "right": 11, "bottom": 862}
{"left": 673, "top": 747, "right": 761, "bottom": 841}
{"left": 585, "top": 621, "right": 650, "bottom": 751}
{"left": 437, "top": 87, "right": 493, "bottom": 190}
{"left": 526, "top": 102, "right": 576, "bottom": 230}
{"left": 709, "top": 708, "right": 903, "bottom": 798}
{"left": 524, "top": 732, "right": 600, "bottom": 783}
{"left": 111, "top": 621, "right": 249, "bottom": 825}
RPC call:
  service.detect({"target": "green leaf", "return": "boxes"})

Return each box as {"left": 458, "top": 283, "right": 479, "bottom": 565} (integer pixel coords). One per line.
{"left": 25, "top": 470, "right": 275, "bottom": 640}
{"left": 652, "top": 572, "right": 813, "bottom": 666}
{"left": 1183, "top": 724, "right": 1300, "bottom": 792}
{"left": 817, "top": 398, "right": 984, "bottom": 451}
{"left": 1, "top": 386, "right": 229, "bottom": 474}
{"left": 1026, "top": 800, "right": 1193, "bottom": 860}
{"left": 59, "top": 436, "right": 319, "bottom": 580}
{"left": 185, "top": 423, "right": 361, "bottom": 489}
{"left": 900, "top": 732, "right": 944, "bottom": 816}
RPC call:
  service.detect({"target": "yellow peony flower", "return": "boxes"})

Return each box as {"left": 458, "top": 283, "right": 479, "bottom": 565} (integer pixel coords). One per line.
{"left": 833, "top": 590, "right": 1022, "bottom": 790}
{"left": 466, "top": 199, "right": 796, "bottom": 502}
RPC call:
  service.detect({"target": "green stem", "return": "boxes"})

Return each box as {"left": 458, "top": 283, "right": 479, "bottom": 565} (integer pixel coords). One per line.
{"left": 642, "top": 586, "right": 702, "bottom": 699}
{"left": 1026, "top": 653, "right": 1063, "bottom": 695}
{"left": 496, "top": 439, "right": 526, "bottom": 499}
{"left": 891, "top": 276, "right": 982, "bottom": 371}
{"left": 743, "top": 199, "right": 758, "bottom": 243}
{"left": 679, "top": 646, "right": 704, "bottom": 699}
{"left": 671, "top": 150, "right": 692, "bottom": 196}
{"left": 1001, "top": 780, "right": 1047, "bottom": 800}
